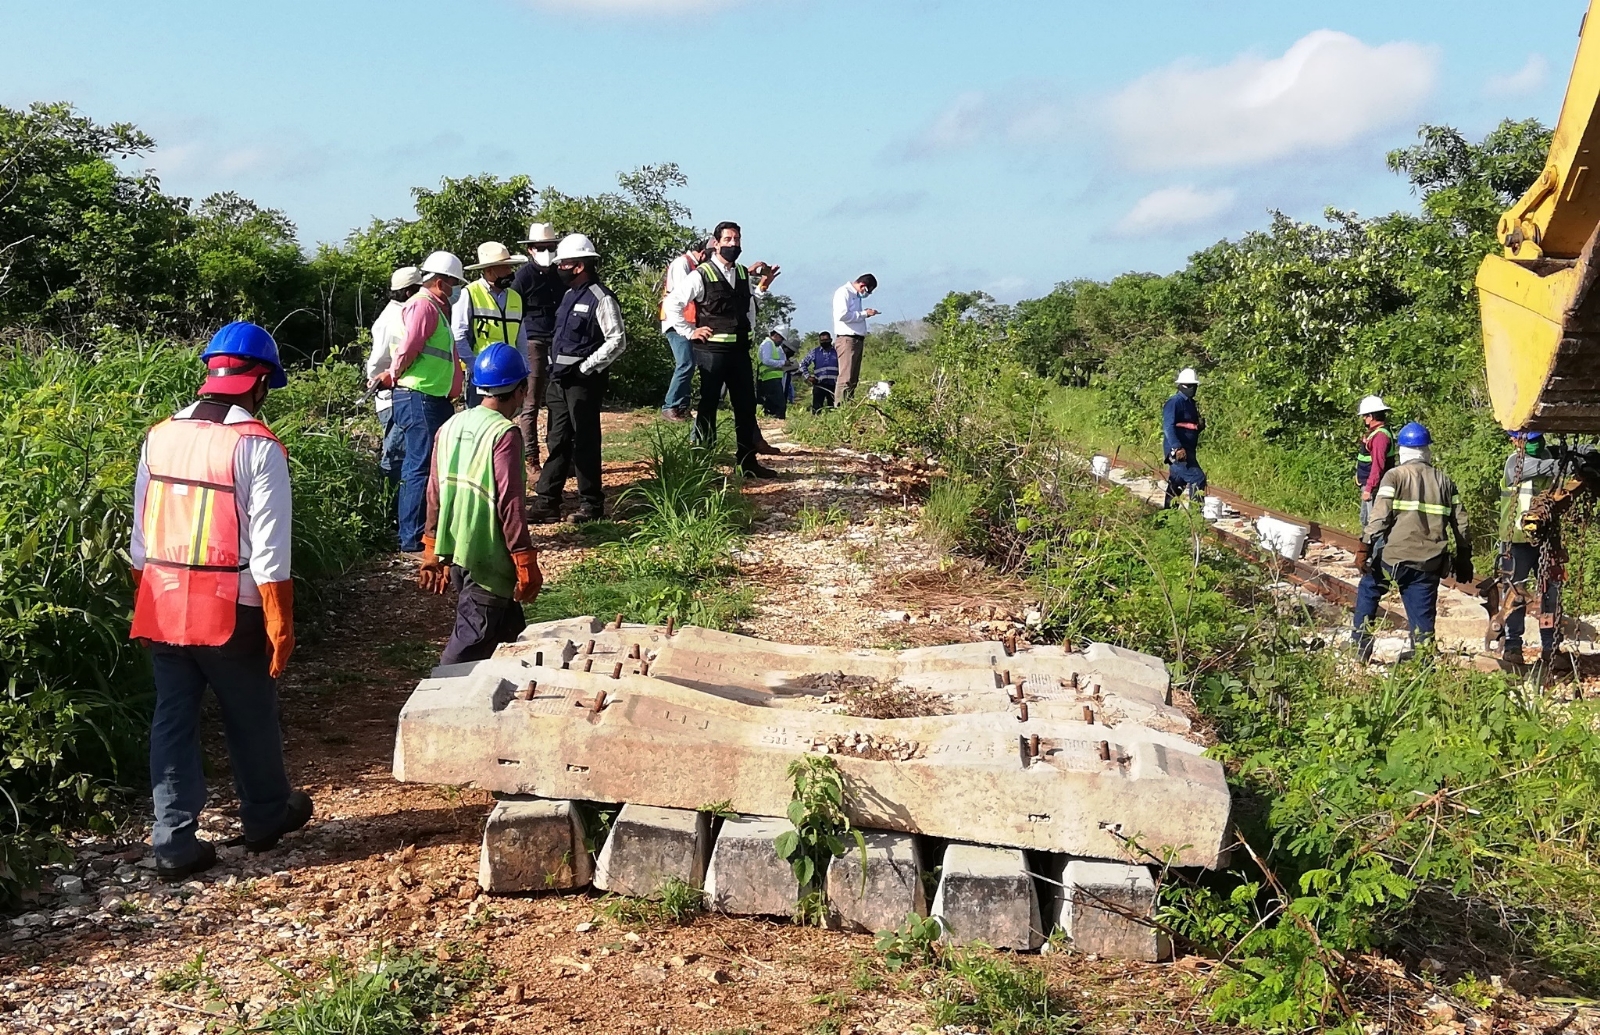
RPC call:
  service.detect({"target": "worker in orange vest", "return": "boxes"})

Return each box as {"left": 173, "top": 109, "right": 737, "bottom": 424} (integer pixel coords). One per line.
{"left": 130, "top": 322, "right": 313, "bottom": 881}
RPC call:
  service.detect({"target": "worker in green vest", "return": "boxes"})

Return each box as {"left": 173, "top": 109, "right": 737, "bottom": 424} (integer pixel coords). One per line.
{"left": 1496, "top": 431, "right": 1567, "bottom": 666}
{"left": 419, "top": 343, "right": 543, "bottom": 666}
{"left": 756, "top": 328, "right": 797, "bottom": 418}
{"left": 453, "top": 242, "right": 527, "bottom": 408}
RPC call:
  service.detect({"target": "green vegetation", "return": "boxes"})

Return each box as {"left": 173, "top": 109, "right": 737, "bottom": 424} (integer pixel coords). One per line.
{"left": 929, "top": 951, "right": 1076, "bottom": 1035}
{"left": 227, "top": 946, "right": 487, "bottom": 1035}
{"left": 597, "top": 876, "right": 705, "bottom": 925}
{"left": 773, "top": 755, "right": 865, "bottom": 925}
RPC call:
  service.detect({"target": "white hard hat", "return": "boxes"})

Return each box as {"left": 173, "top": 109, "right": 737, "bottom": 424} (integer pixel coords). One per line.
{"left": 389, "top": 266, "right": 422, "bottom": 291}
{"left": 555, "top": 233, "right": 600, "bottom": 262}
{"left": 464, "top": 241, "right": 527, "bottom": 271}
{"left": 419, "top": 251, "right": 466, "bottom": 283}
{"left": 1357, "top": 394, "right": 1389, "bottom": 416}
{"left": 1176, "top": 367, "right": 1200, "bottom": 385}
{"left": 522, "top": 222, "right": 560, "bottom": 246}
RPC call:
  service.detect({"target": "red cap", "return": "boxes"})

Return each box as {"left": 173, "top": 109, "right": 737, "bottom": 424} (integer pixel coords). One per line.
{"left": 198, "top": 357, "right": 274, "bottom": 397}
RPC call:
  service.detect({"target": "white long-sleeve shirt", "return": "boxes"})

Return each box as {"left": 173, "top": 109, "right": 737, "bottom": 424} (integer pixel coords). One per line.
{"left": 131, "top": 403, "right": 293, "bottom": 606}
{"left": 664, "top": 256, "right": 766, "bottom": 339}
{"left": 659, "top": 253, "right": 698, "bottom": 333}
{"left": 451, "top": 277, "right": 528, "bottom": 366}
{"left": 366, "top": 299, "right": 405, "bottom": 414}
{"left": 758, "top": 338, "right": 792, "bottom": 372}
{"left": 833, "top": 282, "right": 872, "bottom": 337}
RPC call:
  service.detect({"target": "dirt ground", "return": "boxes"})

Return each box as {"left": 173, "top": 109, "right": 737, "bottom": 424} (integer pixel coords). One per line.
{"left": 1, "top": 410, "right": 1593, "bottom": 1034}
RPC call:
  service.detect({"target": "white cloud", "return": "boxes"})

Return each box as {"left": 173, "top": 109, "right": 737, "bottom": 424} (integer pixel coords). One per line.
{"left": 1485, "top": 54, "right": 1550, "bottom": 98}
{"left": 900, "top": 87, "right": 1073, "bottom": 158}
{"left": 823, "top": 190, "right": 929, "bottom": 219}
{"left": 1107, "top": 30, "right": 1438, "bottom": 170}
{"left": 1116, "top": 186, "right": 1236, "bottom": 236}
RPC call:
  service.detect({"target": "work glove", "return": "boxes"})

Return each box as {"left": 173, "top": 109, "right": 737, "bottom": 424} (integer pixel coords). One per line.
{"left": 417, "top": 536, "right": 450, "bottom": 595}
{"left": 1453, "top": 554, "right": 1475, "bottom": 585}
{"left": 1169, "top": 448, "right": 1188, "bottom": 463}
{"left": 1353, "top": 544, "right": 1369, "bottom": 574}
{"left": 512, "top": 548, "right": 544, "bottom": 603}
{"left": 259, "top": 580, "right": 296, "bottom": 679}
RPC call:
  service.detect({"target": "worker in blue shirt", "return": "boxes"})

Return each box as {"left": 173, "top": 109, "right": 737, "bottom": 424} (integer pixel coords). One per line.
{"left": 1162, "top": 367, "right": 1207, "bottom": 508}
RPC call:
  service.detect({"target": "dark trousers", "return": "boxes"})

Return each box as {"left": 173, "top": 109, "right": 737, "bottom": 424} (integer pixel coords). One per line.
{"left": 519, "top": 338, "right": 551, "bottom": 464}
{"left": 1353, "top": 562, "right": 1440, "bottom": 658}
{"left": 757, "top": 376, "right": 788, "bottom": 419}
{"left": 1164, "top": 457, "right": 1207, "bottom": 508}
{"left": 441, "top": 567, "right": 526, "bottom": 667}
{"left": 1502, "top": 541, "right": 1558, "bottom": 652}
{"left": 693, "top": 346, "right": 761, "bottom": 469}
{"left": 811, "top": 382, "right": 836, "bottom": 413}
{"left": 394, "top": 387, "right": 454, "bottom": 552}
{"left": 535, "top": 369, "right": 607, "bottom": 512}
{"left": 148, "top": 606, "right": 291, "bottom": 866}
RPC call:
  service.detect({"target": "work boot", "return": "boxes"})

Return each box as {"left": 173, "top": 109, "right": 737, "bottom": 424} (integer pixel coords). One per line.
{"left": 662, "top": 408, "right": 689, "bottom": 423}
{"left": 1502, "top": 645, "right": 1525, "bottom": 666}
{"left": 570, "top": 505, "right": 604, "bottom": 524}
{"left": 754, "top": 437, "right": 782, "bottom": 455}
{"left": 527, "top": 498, "right": 562, "bottom": 524}
{"left": 157, "top": 840, "right": 218, "bottom": 883}
{"left": 245, "top": 790, "right": 313, "bottom": 853}
{"left": 741, "top": 461, "right": 779, "bottom": 480}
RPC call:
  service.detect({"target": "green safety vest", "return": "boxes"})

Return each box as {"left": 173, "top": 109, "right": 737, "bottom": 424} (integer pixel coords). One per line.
{"left": 433, "top": 405, "right": 517, "bottom": 599}
{"left": 397, "top": 295, "right": 458, "bottom": 397}
{"left": 466, "top": 279, "right": 523, "bottom": 354}
{"left": 1499, "top": 460, "right": 1554, "bottom": 545}
{"left": 757, "top": 341, "right": 787, "bottom": 382}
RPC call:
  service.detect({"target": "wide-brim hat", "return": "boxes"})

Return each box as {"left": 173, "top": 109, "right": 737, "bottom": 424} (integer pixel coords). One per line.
{"left": 464, "top": 241, "right": 528, "bottom": 271}
{"left": 521, "top": 222, "right": 561, "bottom": 246}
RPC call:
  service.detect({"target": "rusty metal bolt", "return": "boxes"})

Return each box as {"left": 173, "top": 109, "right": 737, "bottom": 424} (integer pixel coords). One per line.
{"left": 611, "top": 662, "right": 623, "bottom": 679}
{"left": 1070, "top": 672, "right": 1080, "bottom": 689}
{"left": 1082, "top": 705, "right": 1094, "bottom": 724}
{"left": 583, "top": 658, "right": 593, "bottom": 673}
{"left": 666, "top": 616, "right": 676, "bottom": 636}
{"left": 1002, "top": 669, "right": 1011, "bottom": 688}
{"left": 591, "top": 691, "right": 607, "bottom": 713}
{"left": 639, "top": 659, "right": 650, "bottom": 676}
{"left": 629, "top": 643, "right": 641, "bottom": 659}
{"left": 613, "top": 613, "right": 624, "bottom": 630}
{"left": 516, "top": 681, "right": 536, "bottom": 701}
{"left": 583, "top": 639, "right": 595, "bottom": 656}
{"left": 1017, "top": 701, "right": 1029, "bottom": 722}
{"left": 1097, "top": 740, "right": 1111, "bottom": 761}
{"left": 1029, "top": 734, "right": 1041, "bottom": 758}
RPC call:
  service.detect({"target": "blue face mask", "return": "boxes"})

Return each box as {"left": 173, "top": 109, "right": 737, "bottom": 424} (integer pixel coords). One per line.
{"left": 449, "top": 285, "right": 463, "bottom": 305}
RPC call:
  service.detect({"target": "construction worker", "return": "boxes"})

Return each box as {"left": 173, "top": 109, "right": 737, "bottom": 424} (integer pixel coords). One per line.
{"left": 1162, "top": 368, "right": 1207, "bottom": 508}
{"left": 801, "top": 332, "right": 839, "bottom": 413}
{"left": 659, "top": 236, "right": 715, "bottom": 421}
{"left": 1352, "top": 421, "right": 1472, "bottom": 663}
{"left": 365, "top": 266, "right": 422, "bottom": 481}
{"left": 130, "top": 322, "right": 313, "bottom": 881}
{"left": 381, "top": 250, "right": 467, "bottom": 553}
{"left": 530, "top": 234, "right": 627, "bottom": 523}
{"left": 664, "top": 220, "right": 781, "bottom": 477}
{"left": 1355, "top": 395, "right": 1396, "bottom": 525}
{"left": 831, "top": 274, "right": 879, "bottom": 403}
{"left": 757, "top": 328, "right": 797, "bottom": 419}
{"left": 420, "top": 344, "right": 544, "bottom": 664}
{"left": 511, "top": 223, "right": 566, "bottom": 476}
{"left": 1496, "top": 431, "right": 1567, "bottom": 665}
{"left": 454, "top": 242, "right": 527, "bottom": 407}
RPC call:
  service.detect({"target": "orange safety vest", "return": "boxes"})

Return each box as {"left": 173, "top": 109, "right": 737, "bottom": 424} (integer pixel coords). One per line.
{"left": 130, "top": 409, "right": 284, "bottom": 647}
{"left": 659, "top": 252, "right": 699, "bottom": 324}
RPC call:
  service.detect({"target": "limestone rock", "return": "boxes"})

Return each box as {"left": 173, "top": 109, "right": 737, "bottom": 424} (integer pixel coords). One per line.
{"left": 826, "top": 830, "right": 925, "bottom": 933}
{"left": 594, "top": 804, "right": 711, "bottom": 898}
{"left": 478, "top": 798, "right": 591, "bottom": 894}
{"left": 931, "top": 844, "right": 1043, "bottom": 950}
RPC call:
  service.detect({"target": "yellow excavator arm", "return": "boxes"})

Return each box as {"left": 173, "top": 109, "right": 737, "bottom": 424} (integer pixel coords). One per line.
{"left": 1479, "top": 1, "right": 1600, "bottom": 431}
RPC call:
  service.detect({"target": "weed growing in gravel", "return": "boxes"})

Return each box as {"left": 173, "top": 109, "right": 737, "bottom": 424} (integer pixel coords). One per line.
{"left": 796, "top": 502, "right": 849, "bottom": 538}
{"left": 875, "top": 914, "right": 943, "bottom": 971}
{"left": 774, "top": 756, "right": 865, "bottom": 925}
{"left": 598, "top": 876, "right": 705, "bottom": 926}
{"left": 157, "top": 949, "right": 216, "bottom": 994}
{"left": 928, "top": 949, "right": 1075, "bottom": 1035}
{"left": 235, "top": 945, "right": 487, "bottom": 1035}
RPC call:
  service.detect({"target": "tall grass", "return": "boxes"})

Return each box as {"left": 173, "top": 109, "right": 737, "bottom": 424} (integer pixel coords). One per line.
{"left": 0, "top": 333, "right": 389, "bottom": 902}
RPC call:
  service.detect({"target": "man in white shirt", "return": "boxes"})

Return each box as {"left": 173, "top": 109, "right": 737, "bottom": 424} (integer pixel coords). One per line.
{"left": 831, "top": 273, "right": 879, "bottom": 404}
{"left": 658, "top": 236, "right": 715, "bottom": 421}
{"left": 663, "top": 220, "right": 781, "bottom": 477}
{"left": 365, "top": 266, "right": 421, "bottom": 481}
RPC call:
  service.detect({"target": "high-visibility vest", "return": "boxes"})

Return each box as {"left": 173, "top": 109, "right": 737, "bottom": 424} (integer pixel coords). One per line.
{"left": 466, "top": 279, "right": 523, "bottom": 354}
{"left": 130, "top": 408, "right": 284, "bottom": 646}
{"left": 757, "top": 341, "right": 788, "bottom": 382}
{"left": 396, "top": 295, "right": 457, "bottom": 397}
{"left": 434, "top": 405, "right": 517, "bottom": 599}
{"left": 659, "top": 253, "right": 699, "bottom": 324}
{"left": 1356, "top": 425, "right": 1396, "bottom": 484}
{"left": 1500, "top": 457, "right": 1554, "bottom": 545}
{"left": 695, "top": 261, "right": 751, "bottom": 347}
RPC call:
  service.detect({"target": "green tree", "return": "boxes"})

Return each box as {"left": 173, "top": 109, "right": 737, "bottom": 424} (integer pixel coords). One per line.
{"left": 1386, "top": 118, "right": 1552, "bottom": 237}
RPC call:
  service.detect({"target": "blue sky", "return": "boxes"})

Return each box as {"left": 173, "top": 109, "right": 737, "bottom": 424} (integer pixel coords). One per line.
{"left": 1, "top": 0, "right": 1587, "bottom": 330}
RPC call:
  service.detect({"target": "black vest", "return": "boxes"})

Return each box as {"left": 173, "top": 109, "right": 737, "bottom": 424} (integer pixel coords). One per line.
{"left": 512, "top": 262, "right": 566, "bottom": 341}
{"left": 695, "top": 261, "right": 752, "bottom": 351}
{"left": 550, "top": 281, "right": 616, "bottom": 371}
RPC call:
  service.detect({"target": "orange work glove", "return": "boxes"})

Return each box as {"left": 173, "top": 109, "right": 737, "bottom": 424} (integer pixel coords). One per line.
{"left": 418, "top": 536, "right": 450, "bottom": 595}
{"left": 512, "top": 548, "right": 543, "bottom": 603}
{"left": 259, "top": 580, "right": 296, "bottom": 679}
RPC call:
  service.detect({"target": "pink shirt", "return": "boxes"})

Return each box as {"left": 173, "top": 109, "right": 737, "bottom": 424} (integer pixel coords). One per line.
{"left": 390, "top": 291, "right": 464, "bottom": 398}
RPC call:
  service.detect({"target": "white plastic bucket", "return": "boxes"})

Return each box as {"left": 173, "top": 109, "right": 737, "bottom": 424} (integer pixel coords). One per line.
{"left": 1202, "top": 496, "right": 1225, "bottom": 521}
{"left": 1090, "top": 455, "right": 1111, "bottom": 478}
{"left": 1256, "top": 515, "right": 1310, "bottom": 560}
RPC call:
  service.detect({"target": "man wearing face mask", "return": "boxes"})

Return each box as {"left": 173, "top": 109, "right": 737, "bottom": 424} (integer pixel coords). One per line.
{"left": 453, "top": 242, "right": 527, "bottom": 409}
{"left": 664, "top": 220, "right": 781, "bottom": 477}
{"left": 380, "top": 251, "right": 467, "bottom": 553}
{"left": 658, "top": 236, "right": 715, "bottom": 421}
{"left": 831, "top": 274, "right": 879, "bottom": 404}
{"left": 529, "top": 234, "right": 627, "bottom": 524}
{"left": 511, "top": 223, "right": 565, "bottom": 477}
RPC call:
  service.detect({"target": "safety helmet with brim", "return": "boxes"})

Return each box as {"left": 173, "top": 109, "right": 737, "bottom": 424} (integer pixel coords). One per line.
{"left": 556, "top": 233, "right": 600, "bottom": 262}
{"left": 420, "top": 251, "right": 467, "bottom": 283}
{"left": 199, "top": 321, "right": 287, "bottom": 394}
{"left": 390, "top": 266, "right": 422, "bottom": 291}
{"left": 1176, "top": 367, "right": 1200, "bottom": 385}
{"left": 1357, "top": 394, "right": 1389, "bottom": 416}
{"left": 1397, "top": 422, "right": 1432, "bottom": 448}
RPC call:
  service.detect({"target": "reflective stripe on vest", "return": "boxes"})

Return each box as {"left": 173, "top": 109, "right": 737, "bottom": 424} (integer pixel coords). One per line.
{"left": 466, "top": 280, "right": 523, "bottom": 354}
{"left": 397, "top": 296, "right": 458, "bottom": 396}
{"left": 433, "top": 406, "right": 517, "bottom": 599}
{"left": 696, "top": 262, "right": 749, "bottom": 344}
{"left": 130, "top": 413, "right": 283, "bottom": 647}
{"left": 1391, "top": 499, "right": 1456, "bottom": 516}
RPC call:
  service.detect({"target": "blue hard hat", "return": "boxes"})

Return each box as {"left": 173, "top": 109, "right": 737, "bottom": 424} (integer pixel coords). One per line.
{"left": 200, "top": 321, "right": 287, "bottom": 389}
{"left": 472, "top": 343, "right": 530, "bottom": 393}
{"left": 1397, "top": 421, "right": 1431, "bottom": 447}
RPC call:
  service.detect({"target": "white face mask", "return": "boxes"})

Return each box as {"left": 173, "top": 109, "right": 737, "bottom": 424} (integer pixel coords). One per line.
{"left": 533, "top": 249, "right": 555, "bottom": 268}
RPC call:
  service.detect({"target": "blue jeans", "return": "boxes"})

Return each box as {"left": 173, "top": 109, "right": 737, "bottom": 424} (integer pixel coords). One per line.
{"left": 378, "top": 405, "right": 404, "bottom": 482}
{"left": 1352, "top": 561, "right": 1440, "bottom": 658}
{"left": 663, "top": 330, "right": 695, "bottom": 413}
{"left": 148, "top": 607, "right": 290, "bottom": 866}
{"left": 394, "top": 387, "right": 454, "bottom": 551}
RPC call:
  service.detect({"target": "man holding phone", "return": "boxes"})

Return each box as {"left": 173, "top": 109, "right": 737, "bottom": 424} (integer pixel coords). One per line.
{"left": 831, "top": 273, "right": 879, "bottom": 403}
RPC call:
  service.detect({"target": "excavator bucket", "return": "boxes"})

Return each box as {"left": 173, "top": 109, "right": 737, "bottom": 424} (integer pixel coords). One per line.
{"left": 1479, "top": 0, "right": 1600, "bottom": 432}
